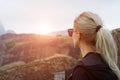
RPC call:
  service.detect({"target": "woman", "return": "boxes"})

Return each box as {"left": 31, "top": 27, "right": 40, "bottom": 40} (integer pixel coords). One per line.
{"left": 65, "top": 12, "right": 120, "bottom": 80}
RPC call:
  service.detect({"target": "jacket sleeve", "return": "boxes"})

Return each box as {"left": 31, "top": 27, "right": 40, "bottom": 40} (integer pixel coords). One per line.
{"left": 72, "top": 66, "right": 88, "bottom": 80}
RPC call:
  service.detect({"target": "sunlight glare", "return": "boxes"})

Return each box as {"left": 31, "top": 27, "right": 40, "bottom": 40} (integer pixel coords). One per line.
{"left": 39, "top": 24, "right": 51, "bottom": 34}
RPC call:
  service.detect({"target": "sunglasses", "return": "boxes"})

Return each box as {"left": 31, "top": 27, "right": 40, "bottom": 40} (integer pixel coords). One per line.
{"left": 68, "top": 29, "right": 73, "bottom": 37}
{"left": 68, "top": 26, "right": 98, "bottom": 37}
{"left": 68, "top": 28, "right": 79, "bottom": 37}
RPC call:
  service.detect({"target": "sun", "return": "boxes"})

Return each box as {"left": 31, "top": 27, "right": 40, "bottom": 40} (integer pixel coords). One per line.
{"left": 39, "top": 24, "right": 51, "bottom": 34}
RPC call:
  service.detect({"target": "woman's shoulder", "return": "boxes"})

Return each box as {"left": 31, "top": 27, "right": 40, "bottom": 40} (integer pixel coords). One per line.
{"left": 65, "top": 52, "right": 118, "bottom": 80}
{"left": 65, "top": 61, "right": 88, "bottom": 80}
{"left": 72, "top": 65, "right": 88, "bottom": 80}
{"left": 72, "top": 60, "right": 118, "bottom": 80}
{"left": 81, "top": 52, "right": 107, "bottom": 66}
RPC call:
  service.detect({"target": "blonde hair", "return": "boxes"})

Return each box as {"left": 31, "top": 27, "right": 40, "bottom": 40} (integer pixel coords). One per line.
{"left": 74, "top": 12, "right": 120, "bottom": 79}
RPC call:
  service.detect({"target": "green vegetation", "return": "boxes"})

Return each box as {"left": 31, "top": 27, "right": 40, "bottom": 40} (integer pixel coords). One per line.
{"left": 0, "top": 61, "right": 25, "bottom": 71}
{"left": 6, "top": 41, "right": 16, "bottom": 50}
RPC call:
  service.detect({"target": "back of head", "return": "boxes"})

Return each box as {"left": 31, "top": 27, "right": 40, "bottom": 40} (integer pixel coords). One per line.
{"left": 74, "top": 11, "right": 120, "bottom": 79}
{"left": 74, "top": 12, "right": 103, "bottom": 45}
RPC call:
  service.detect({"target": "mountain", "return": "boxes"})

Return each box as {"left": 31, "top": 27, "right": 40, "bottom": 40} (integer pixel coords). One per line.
{"left": 0, "top": 23, "right": 5, "bottom": 35}
{"left": 111, "top": 28, "right": 120, "bottom": 67}
{"left": 5, "top": 30, "right": 16, "bottom": 34}
{"left": 0, "top": 33, "right": 80, "bottom": 80}
{"left": 0, "top": 54, "right": 77, "bottom": 80}
{"left": 0, "top": 33, "right": 80, "bottom": 66}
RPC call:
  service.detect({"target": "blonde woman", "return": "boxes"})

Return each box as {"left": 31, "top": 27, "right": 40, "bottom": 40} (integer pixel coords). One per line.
{"left": 65, "top": 12, "right": 119, "bottom": 80}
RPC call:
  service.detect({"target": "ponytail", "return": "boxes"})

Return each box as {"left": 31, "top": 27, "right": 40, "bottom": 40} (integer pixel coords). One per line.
{"left": 96, "top": 28, "right": 120, "bottom": 79}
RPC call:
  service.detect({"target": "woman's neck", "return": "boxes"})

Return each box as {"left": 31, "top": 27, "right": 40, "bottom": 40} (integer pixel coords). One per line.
{"left": 80, "top": 42, "right": 96, "bottom": 57}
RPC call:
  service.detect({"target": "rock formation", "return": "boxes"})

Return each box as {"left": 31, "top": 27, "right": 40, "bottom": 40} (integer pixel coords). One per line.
{"left": 0, "top": 54, "right": 77, "bottom": 80}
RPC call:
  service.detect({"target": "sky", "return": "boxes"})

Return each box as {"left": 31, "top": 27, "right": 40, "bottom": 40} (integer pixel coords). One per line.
{"left": 0, "top": 0, "right": 120, "bottom": 34}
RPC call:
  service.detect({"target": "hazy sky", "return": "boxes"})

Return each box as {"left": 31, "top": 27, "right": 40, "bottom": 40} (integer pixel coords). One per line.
{"left": 0, "top": 0, "right": 120, "bottom": 34}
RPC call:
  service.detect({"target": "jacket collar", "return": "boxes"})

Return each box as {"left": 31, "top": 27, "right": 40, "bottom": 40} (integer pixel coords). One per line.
{"left": 78, "top": 52, "right": 107, "bottom": 66}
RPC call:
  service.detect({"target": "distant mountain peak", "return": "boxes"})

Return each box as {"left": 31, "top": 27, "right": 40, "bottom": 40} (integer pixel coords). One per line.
{"left": 6, "top": 30, "right": 16, "bottom": 34}
{"left": 0, "top": 22, "right": 5, "bottom": 35}
{"left": 48, "top": 29, "right": 68, "bottom": 36}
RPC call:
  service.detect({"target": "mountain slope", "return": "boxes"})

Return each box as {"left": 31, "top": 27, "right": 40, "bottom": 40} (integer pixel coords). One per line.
{"left": 0, "top": 54, "right": 77, "bottom": 80}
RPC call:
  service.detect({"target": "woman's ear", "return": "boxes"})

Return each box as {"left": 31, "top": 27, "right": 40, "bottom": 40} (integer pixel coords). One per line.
{"left": 76, "top": 33, "right": 81, "bottom": 41}
{"left": 72, "top": 32, "right": 81, "bottom": 48}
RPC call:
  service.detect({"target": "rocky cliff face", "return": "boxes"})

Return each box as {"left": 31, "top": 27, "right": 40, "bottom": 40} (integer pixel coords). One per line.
{"left": 0, "top": 33, "right": 79, "bottom": 80}
{"left": 0, "top": 33, "right": 80, "bottom": 66}
{"left": 112, "top": 28, "right": 120, "bottom": 68}
{"left": 0, "top": 39, "right": 6, "bottom": 66}
{"left": 0, "top": 54, "right": 77, "bottom": 80}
